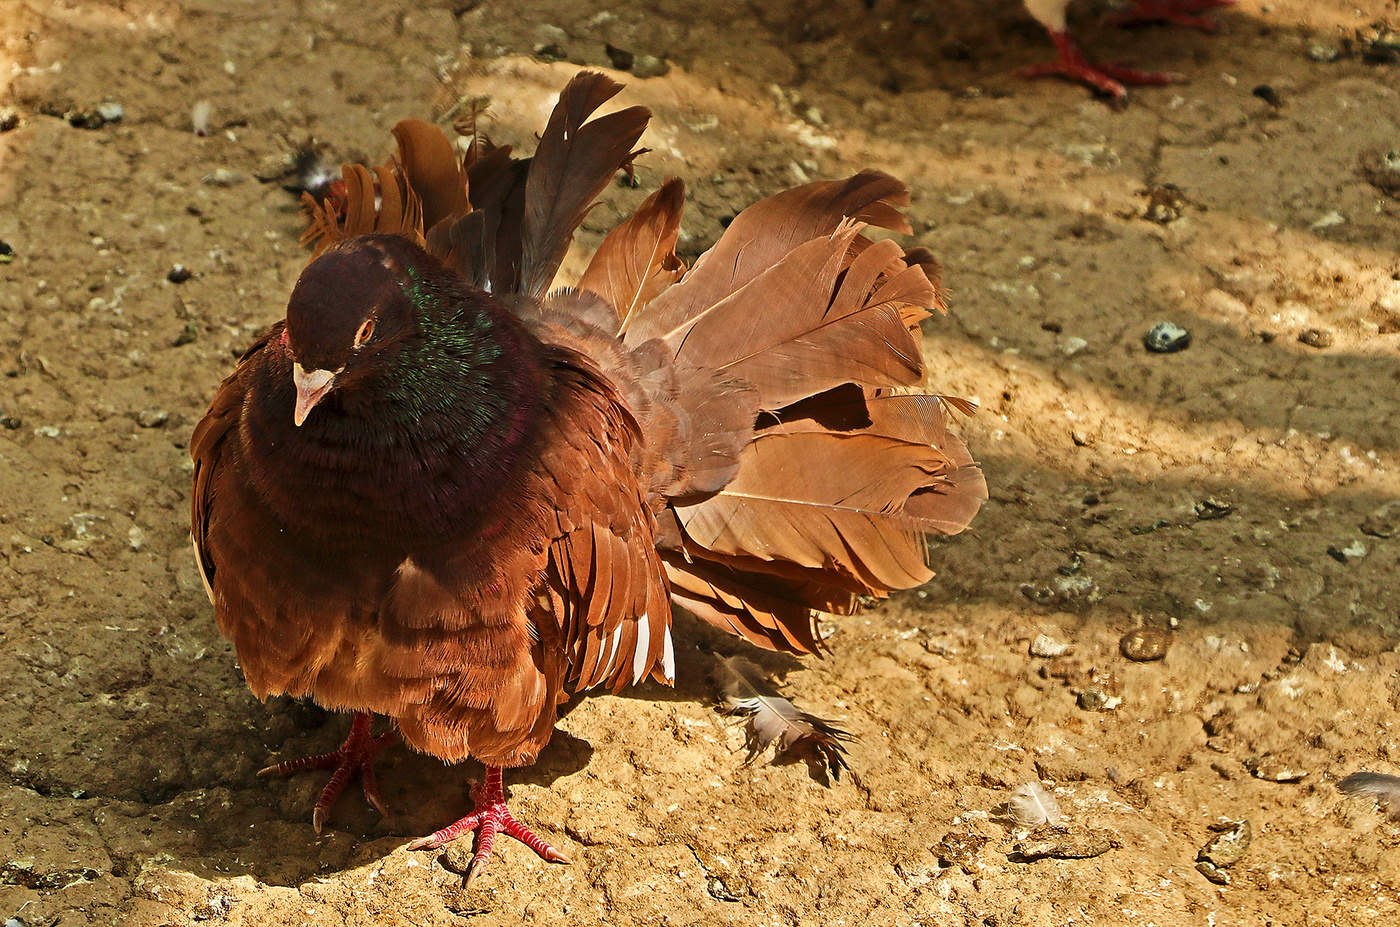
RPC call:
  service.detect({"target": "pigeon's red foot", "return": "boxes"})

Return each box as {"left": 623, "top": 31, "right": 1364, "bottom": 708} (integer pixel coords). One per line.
{"left": 1021, "top": 31, "right": 1181, "bottom": 102}
{"left": 258, "top": 711, "right": 399, "bottom": 833}
{"left": 406, "top": 766, "right": 569, "bottom": 885}
{"left": 1105, "top": 0, "right": 1235, "bottom": 32}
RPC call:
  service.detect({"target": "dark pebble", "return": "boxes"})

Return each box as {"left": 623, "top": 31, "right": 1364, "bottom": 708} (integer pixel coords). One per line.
{"left": 167, "top": 264, "right": 193, "bottom": 284}
{"left": 1194, "top": 498, "right": 1234, "bottom": 520}
{"left": 0, "top": 241, "right": 12, "bottom": 264}
{"left": 1, "top": 416, "right": 21, "bottom": 429}
{"left": 1120, "top": 628, "right": 1170, "bottom": 661}
{"left": 1252, "top": 85, "right": 1283, "bottom": 108}
{"left": 1144, "top": 321, "right": 1190, "bottom": 353}
{"left": 605, "top": 43, "right": 635, "bottom": 71}
{"left": 1327, "top": 545, "right": 1349, "bottom": 563}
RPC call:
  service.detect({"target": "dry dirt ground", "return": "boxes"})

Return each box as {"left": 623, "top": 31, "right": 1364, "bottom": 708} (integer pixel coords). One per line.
{"left": 2, "top": 1, "right": 1399, "bottom": 924}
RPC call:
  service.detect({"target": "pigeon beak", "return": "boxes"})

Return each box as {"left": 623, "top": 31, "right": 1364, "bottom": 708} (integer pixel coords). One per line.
{"left": 292, "top": 363, "right": 338, "bottom": 427}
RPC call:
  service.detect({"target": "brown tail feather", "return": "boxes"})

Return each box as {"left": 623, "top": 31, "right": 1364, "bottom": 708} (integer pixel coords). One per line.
{"left": 624, "top": 171, "right": 918, "bottom": 345}
{"left": 578, "top": 178, "right": 687, "bottom": 332}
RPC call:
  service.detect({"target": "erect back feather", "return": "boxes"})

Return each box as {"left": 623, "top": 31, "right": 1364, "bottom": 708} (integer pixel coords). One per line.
{"left": 518, "top": 72, "right": 651, "bottom": 299}
{"left": 301, "top": 72, "right": 649, "bottom": 300}
{"left": 390, "top": 119, "right": 469, "bottom": 231}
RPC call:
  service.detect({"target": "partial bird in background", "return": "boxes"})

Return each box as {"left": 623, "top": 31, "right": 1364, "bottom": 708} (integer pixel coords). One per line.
{"left": 1021, "top": 0, "right": 1235, "bottom": 101}
{"left": 191, "top": 72, "right": 985, "bottom": 884}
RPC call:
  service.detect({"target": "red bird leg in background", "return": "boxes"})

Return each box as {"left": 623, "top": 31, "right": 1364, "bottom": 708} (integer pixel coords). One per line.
{"left": 1019, "top": 29, "right": 1179, "bottom": 102}
{"left": 1103, "top": 0, "right": 1236, "bottom": 31}
{"left": 257, "top": 711, "right": 399, "bottom": 833}
{"left": 407, "top": 767, "right": 568, "bottom": 883}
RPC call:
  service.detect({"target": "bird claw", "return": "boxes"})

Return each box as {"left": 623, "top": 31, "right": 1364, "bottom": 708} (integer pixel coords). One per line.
{"left": 407, "top": 766, "right": 569, "bottom": 885}
{"left": 1022, "top": 31, "right": 1182, "bottom": 102}
{"left": 1104, "top": 0, "right": 1236, "bottom": 32}
{"left": 258, "top": 712, "right": 398, "bottom": 833}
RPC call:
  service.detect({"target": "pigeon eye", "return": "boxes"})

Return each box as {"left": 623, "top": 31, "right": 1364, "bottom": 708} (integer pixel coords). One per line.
{"left": 353, "top": 318, "right": 376, "bottom": 348}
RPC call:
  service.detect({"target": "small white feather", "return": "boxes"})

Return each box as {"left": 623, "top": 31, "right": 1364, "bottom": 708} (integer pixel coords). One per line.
{"left": 996, "top": 782, "right": 1063, "bottom": 827}
{"left": 631, "top": 612, "right": 651, "bottom": 684}
{"left": 661, "top": 626, "right": 675, "bottom": 683}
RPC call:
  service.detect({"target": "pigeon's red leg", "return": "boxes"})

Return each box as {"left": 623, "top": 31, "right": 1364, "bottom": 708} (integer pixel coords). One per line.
{"left": 257, "top": 711, "right": 399, "bottom": 833}
{"left": 1020, "top": 30, "right": 1181, "bottom": 102}
{"left": 407, "top": 766, "right": 569, "bottom": 885}
{"left": 1105, "top": 0, "right": 1235, "bottom": 32}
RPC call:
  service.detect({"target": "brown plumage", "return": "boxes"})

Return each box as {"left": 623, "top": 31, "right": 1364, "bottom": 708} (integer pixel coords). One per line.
{"left": 191, "top": 71, "right": 985, "bottom": 880}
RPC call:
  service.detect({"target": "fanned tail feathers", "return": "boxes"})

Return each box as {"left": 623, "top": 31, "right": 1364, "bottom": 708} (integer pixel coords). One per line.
{"left": 598, "top": 174, "right": 987, "bottom": 653}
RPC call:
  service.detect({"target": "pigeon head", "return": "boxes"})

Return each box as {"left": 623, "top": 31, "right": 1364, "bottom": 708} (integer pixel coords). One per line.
{"left": 284, "top": 234, "right": 438, "bottom": 426}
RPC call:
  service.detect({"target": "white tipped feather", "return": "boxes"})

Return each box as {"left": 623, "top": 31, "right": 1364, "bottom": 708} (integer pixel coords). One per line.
{"left": 601, "top": 621, "right": 624, "bottom": 678}
{"left": 661, "top": 626, "right": 675, "bottom": 683}
{"left": 631, "top": 612, "right": 651, "bottom": 684}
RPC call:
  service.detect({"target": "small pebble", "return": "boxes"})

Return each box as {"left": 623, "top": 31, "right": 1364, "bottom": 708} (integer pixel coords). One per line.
{"left": 1307, "top": 44, "right": 1340, "bottom": 62}
{"left": 1012, "top": 825, "right": 1119, "bottom": 862}
{"left": 1359, "top": 148, "right": 1400, "bottom": 198}
{"left": 1310, "top": 211, "right": 1346, "bottom": 231}
{"left": 605, "top": 43, "right": 635, "bottom": 71}
{"left": 137, "top": 409, "right": 170, "bottom": 429}
{"left": 0, "top": 240, "right": 12, "bottom": 264}
{"left": 1363, "top": 32, "right": 1400, "bottom": 64}
{"left": 632, "top": 54, "right": 670, "bottom": 79}
{"left": 167, "top": 264, "right": 193, "bottom": 284}
{"left": 0, "top": 107, "right": 18, "bottom": 132}
{"left": 1077, "top": 688, "right": 1121, "bottom": 712}
{"left": 1252, "top": 85, "right": 1283, "bottom": 108}
{"left": 1143, "top": 183, "right": 1186, "bottom": 223}
{"left": 935, "top": 831, "right": 987, "bottom": 871}
{"left": 1029, "top": 634, "right": 1071, "bottom": 658}
{"left": 1, "top": 416, "right": 21, "bottom": 429}
{"left": 1330, "top": 540, "right": 1367, "bottom": 561}
{"left": 1361, "top": 502, "right": 1397, "bottom": 539}
{"left": 173, "top": 321, "right": 200, "bottom": 346}
{"left": 1120, "top": 628, "right": 1170, "bottom": 662}
{"left": 95, "top": 101, "right": 124, "bottom": 123}
{"left": 127, "top": 526, "right": 146, "bottom": 552}
{"left": 1058, "top": 336, "right": 1088, "bottom": 357}
{"left": 1244, "top": 756, "right": 1308, "bottom": 782}
{"left": 192, "top": 100, "right": 213, "bottom": 136}
{"left": 1298, "top": 328, "right": 1333, "bottom": 348}
{"left": 1144, "top": 321, "right": 1190, "bottom": 353}
{"left": 533, "top": 23, "right": 569, "bottom": 46}
{"left": 1194, "top": 498, "right": 1233, "bottom": 520}
{"left": 202, "top": 168, "right": 245, "bottom": 187}
{"left": 1196, "top": 818, "right": 1251, "bottom": 886}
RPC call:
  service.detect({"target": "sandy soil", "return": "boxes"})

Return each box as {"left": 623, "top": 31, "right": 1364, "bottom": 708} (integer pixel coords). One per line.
{"left": 2, "top": 0, "right": 1399, "bottom": 924}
